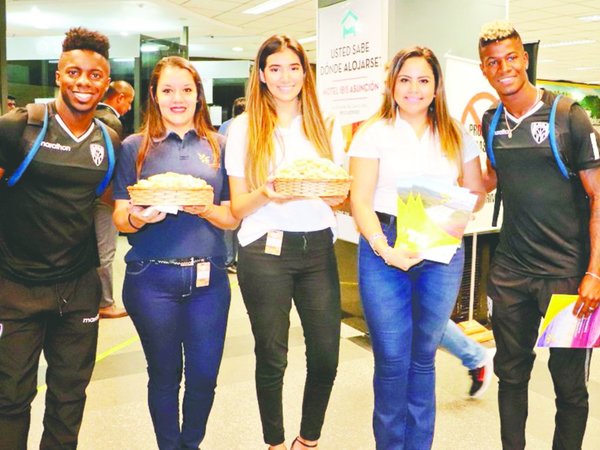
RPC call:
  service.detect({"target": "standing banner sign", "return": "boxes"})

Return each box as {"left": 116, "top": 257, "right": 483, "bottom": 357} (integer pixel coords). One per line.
{"left": 317, "top": 0, "right": 387, "bottom": 126}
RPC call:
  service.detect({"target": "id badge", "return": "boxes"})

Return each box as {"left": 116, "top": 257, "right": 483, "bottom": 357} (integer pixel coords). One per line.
{"left": 196, "top": 261, "right": 211, "bottom": 287}
{"left": 265, "top": 230, "right": 283, "bottom": 256}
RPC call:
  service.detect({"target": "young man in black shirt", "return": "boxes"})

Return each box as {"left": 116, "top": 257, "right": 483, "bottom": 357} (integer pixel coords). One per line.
{"left": 479, "top": 21, "right": 600, "bottom": 450}
{"left": 0, "top": 27, "right": 118, "bottom": 449}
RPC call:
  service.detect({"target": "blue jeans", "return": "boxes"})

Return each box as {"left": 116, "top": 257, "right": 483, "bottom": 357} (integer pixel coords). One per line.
{"left": 439, "top": 319, "right": 486, "bottom": 370}
{"left": 358, "top": 222, "right": 465, "bottom": 450}
{"left": 123, "top": 258, "right": 231, "bottom": 450}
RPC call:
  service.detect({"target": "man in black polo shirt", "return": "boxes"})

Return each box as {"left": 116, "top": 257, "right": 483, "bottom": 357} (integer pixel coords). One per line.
{"left": 0, "top": 27, "right": 118, "bottom": 449}
{"left": 479, "top": 21, "right": 600, "bottom": 450}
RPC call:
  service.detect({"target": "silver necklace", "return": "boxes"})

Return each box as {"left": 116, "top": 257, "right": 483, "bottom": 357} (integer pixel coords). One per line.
{"left": 504, "top": 89, "right": 542, "bottom": 138}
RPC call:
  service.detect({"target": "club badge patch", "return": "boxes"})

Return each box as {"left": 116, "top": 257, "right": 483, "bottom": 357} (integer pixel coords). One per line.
{"left": 90, "top": 144, "right": 105, "bottom": 166}
{"left": 531, "top": 122, "right": 550, "bottom": 144}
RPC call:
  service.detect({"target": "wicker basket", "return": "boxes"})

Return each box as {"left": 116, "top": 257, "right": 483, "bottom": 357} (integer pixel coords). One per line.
{"left": 273, "top": 177, "right": 351, "bottom": 197}
{"left": 127, "top": 186, "right": 214, "bottom": 206}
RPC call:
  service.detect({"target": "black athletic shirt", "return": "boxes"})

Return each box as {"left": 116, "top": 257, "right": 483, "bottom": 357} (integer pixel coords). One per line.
{"left": 0, "top": 102, "right": 116, "bottom": 285}
{"left": 482, "top": 90, "right": 600, "bottom": 277}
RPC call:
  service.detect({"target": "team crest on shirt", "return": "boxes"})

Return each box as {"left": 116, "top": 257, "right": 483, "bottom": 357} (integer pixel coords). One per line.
{"left": 197, "top": 153, "right": 211, "bottom": 165}
{"left": 531, "top": 122, "right": 550, "bottom": 144}
{"left": 90, "top": 144, "right": 105, "bottom": 166}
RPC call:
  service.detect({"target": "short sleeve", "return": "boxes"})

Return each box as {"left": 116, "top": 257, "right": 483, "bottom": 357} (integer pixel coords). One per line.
{"left": 460, "top": 126, "right": 481, "bottom": 163}
{"left": 348, "top": 121, "right": 382, "bottom": 159}
{"left": 224, "top": 114, "right": 248, "bottom": 178}
{"left": 569, "top": 103, "right": 600, "bottom": 171}
{"left": 112, "top": 134, "right": 141, "bottom": 200}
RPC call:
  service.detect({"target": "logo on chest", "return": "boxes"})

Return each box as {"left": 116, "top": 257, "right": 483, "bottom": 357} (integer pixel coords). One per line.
{"left": 531, "top": 122, "right": 549, "bottom": 144}
{"left": 90, "top": 144, "right": 105, "bottom": 166}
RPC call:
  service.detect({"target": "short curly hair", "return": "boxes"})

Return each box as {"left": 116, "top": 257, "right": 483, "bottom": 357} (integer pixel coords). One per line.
{"left": 62, "top": 27, "right": 110, "bottom": 59}
{"left": 478, "top": 20, "right": 521, "bottom": 50}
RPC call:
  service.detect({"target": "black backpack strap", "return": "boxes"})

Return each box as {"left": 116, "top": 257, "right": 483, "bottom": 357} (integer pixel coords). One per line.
{"left": 6, "top": 103, "right": 48, "bottom": 187}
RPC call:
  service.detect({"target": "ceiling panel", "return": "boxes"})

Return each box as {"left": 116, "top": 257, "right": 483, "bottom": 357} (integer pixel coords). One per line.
{"left": 4, "top": 0, "right": 600, "bottom": 83}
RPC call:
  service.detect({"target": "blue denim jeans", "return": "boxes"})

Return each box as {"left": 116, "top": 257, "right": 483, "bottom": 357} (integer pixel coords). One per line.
{"left": 358, "top": 220, "right": 465, "bottom": 450}
{"left": 123, "top": 258, "right": 231, "bottom": 450}
{"left": 439, "top": 319, "right": 486, "bottom": 370}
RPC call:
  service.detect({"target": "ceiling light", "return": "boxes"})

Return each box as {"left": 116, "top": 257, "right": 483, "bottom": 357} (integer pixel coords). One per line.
{"left": 298, "top": 35, "right": 317, "bottom": 44}
{"left": 579, "top": 15, "right": 600, "bottom": 22}
{"left": 573, "top": 66, "right": 600, "bottom": 71}
{"left": 243, "top": 0, "right": 295, "bottom": 15}
{"left": 232, "top": 47, "right": 244, "bottom": 52}
{"left": 540, "top": 39, "right": 595, "bottom": 48}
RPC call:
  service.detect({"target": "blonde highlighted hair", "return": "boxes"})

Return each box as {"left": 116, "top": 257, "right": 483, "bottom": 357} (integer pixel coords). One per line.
{"left": 135, "top": 56, "right": 219, "bottom": 178}
{"left": 245, "top": 34, "right": 333, "bottom": 190}
{"left": 368, "top": 46, "right": 464, "bottom": 176}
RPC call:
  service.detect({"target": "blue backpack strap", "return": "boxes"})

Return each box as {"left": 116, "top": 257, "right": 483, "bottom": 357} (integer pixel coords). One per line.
{"left": 94, "top": 118, "right": 116, "bottom": 196}
{"left": 486, "top": 103, "right": 503, "bottom": 169}
{"left": 548, "top": 94, "right": 570, "bottom": 180}
{"left": 6, "top": 104, "right": 49, "bottom": 187}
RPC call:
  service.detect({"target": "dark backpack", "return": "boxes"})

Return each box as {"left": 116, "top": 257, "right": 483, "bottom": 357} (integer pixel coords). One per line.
{"left": 485, "top": 94, "right": 576, "bottom": 226}
{"left": 4, "top": 103, "right": 116, "bottom": 196}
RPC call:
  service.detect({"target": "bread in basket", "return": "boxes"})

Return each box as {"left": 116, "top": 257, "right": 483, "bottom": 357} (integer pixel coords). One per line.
{"left": 127, "top": 172, "right": 214, "bottom": 206}
{"left": 273, "top": 158, "right": 351, "bottom": 197}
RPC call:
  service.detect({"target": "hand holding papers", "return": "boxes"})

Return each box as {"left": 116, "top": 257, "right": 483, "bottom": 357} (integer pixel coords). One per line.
{"left": 395, "top": 177, "right": 478, "bottom": 264}
{"left": 537, "top": 294, "right": 600, "bottom": 348}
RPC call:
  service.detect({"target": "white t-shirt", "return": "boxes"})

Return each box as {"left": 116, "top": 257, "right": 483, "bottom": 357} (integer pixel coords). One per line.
{"left": 225, "top": 113, "right": 346, "bottom": 246}
{"left": 348, "top": 115, "right": 480, "bottom": 216}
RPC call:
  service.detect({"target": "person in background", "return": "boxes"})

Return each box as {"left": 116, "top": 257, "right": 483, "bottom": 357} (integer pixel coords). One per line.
{"left": 439, "top": 319, "right": 495, "bottom": 398}
{"left": 218, "top": 96, "right": 246, "bottom": 273}
{"left": 225, "top": 35, "right": 346, "bottom": 450}
{"left": 349, "top": 46, "right": 486, "bottom": 449}
{"left": 6, "top": 95, "right": 17, "bottom": 111}
{"left": 95, "top": 80, "right": 134, "bottom": 139}
{"left": 0, "top": 27, "right": 116, "bottom": 449}
{"left": 219, "top": 96, "right": 246, "bottom": 137}
{"left": 94, "top": 80, "right": 135, "bottom": 319}
{"left": 479, "top": 20, "right": 600, "bottom": 449}
{"left": 112, "top": 56, "right": 238, "bottom": 450}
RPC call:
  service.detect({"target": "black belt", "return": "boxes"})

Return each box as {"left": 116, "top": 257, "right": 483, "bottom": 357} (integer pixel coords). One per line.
{"left": 376, "top": 211, "right": 395, "bottom": 226}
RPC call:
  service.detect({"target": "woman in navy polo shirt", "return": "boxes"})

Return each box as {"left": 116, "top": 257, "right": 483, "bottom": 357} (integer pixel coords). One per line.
{"left": 112, "top": 56, "right": 238, "bottom": 450}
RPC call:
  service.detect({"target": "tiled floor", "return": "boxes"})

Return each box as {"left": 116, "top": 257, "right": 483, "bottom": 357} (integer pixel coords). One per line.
{"left": 26, "top": 236, "right": 600, "bottom": 449}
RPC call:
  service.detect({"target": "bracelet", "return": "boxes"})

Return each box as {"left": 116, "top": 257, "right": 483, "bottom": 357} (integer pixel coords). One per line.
{"left": 585, "top": 271, "right": 600, "bottom": 281}
{"left": 368, "top": 233, "right": 387, "bottom": 254}
{"left": 380, "top": 246, "right": 393, "bottom": 265}
{"left": 128, "top": 213, "right": 143, "bottom": 231}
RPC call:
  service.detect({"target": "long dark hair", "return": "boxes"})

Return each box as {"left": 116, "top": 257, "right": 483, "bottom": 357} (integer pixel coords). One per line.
{"left": 135, "top": 56, "right": 219, "bottom": 178}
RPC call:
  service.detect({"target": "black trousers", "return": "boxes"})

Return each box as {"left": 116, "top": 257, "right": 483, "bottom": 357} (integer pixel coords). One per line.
{"left": 237, "top": 229, "right": 341, "bottom": 445}
{"left": 0, "top": 268, "right": 101, "bottom": 450}
{"left": 488, "top": 264, "right": 591, "bottom": 450}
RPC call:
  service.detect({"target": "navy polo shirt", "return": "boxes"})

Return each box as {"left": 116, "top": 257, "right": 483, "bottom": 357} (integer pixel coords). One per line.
{"left": 113, "top": 130, "right": 229, "bottom": 262}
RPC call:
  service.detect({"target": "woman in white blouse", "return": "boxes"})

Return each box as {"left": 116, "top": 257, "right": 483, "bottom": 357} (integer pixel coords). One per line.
{"left": 225, "top": 35, "right": 346, "bottom": 450}
{"left": 349, "top": 46, "right": 486, "bottom": 450}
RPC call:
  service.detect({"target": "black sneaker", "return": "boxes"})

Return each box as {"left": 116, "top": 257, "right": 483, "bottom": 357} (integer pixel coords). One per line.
{"left": 468, "top": 348, "right": 495, "bottom": 398}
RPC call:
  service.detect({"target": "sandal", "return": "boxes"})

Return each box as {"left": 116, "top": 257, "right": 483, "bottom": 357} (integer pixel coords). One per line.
{"left": 292, "top": 437, "right": 318, "bottom": 448}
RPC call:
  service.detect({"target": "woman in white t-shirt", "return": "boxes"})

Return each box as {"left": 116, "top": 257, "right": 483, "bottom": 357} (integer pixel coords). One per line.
{"left": 225, "top": 35, "right": 346, "bottom": 450}
{"left": 348, "top": 46, "right": 486, "bottom": 450}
